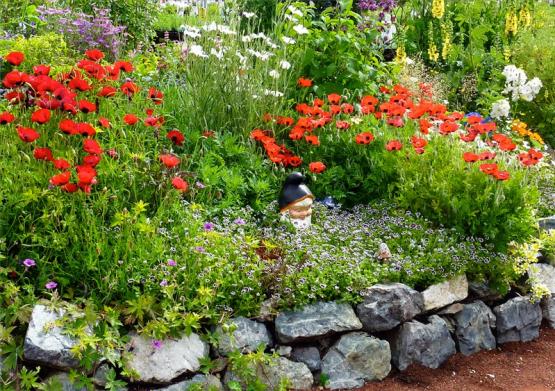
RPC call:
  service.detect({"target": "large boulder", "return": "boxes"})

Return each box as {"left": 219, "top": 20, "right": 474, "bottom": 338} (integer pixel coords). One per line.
{"left": 158, "top": 375, "right": 223, "bottom": 390}
{"left": 494, "top": 296, "right": 542, "bottom": 343}
{"left": 422, "top": 275, "right": 468, "bottom": 311}
{"left": 356, "top": 283, "right": 424, "bottom": 332}
{"left": 321, "top": 332, "right": 391, "bottom": 389}
{"left": 390, "top": 315, "right": 456, "bottom": 371}
{"left": 291, "top": 346, "right": 321, "bottom": 371}
{"left": 451, "top": 301, "right": 496, "bottom": 355}
{"left": 23, "top": 304, "right": 83, "bottom": 369}
{"left": 125, "top": 332, "right": 208, "bottom": 384}
{"left": 224, "top": 357, "right": 313, "bottom": 390}
{"left": 275, "top": 301, "right": 362, "bottom": 344}
{"left": 528, "top": 263, "right": 555, "bottom": 294}
{"left": 215, "top": 317, "right": 272, "bottom": 355}
{"left": 542, "top": 295, "right": 555, "bottom": 328}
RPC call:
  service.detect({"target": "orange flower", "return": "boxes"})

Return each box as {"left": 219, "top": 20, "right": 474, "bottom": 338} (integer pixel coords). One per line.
{"left": 463, "top": 152, "right": 479, "bottom": 163}
{"left": 172, "top": 177, "right": 189, "bottom": 192}
{"left": 159, "top": 154, "right": 180, "bottom": 168}
{"left": 479, "top": 163, "right": 498, "bottom": 175}
{"left": 386, "top": 140, "right": 402, "bottom": 151}
{"left": 297, "top": 77, "right": 313, "bottom": 88}
{"left": 493, "top": 170, "right": 510, "bottom": 181}
{"left": 304, "top": 135, "right": 320, "bottom": 146}
{"left": 309, "top": 162, "right": 326, "bottom": 174}
{"left": 355, "top": 132, "right": 374, "bottom": 145}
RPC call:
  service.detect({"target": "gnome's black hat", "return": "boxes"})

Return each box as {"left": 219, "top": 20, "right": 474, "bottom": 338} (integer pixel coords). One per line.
{"left": 278, "top": 172, "right": 314, "bottom": 212}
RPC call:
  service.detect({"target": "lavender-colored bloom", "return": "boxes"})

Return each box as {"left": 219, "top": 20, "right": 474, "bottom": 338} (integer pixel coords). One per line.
{"left": 167, "top": 259, "right": 177, "bottom": 266}
{"left": 152, "top": 340, "right": 163, "bottom": 349}
{"left": 195, "top": 246, "right": 206, "bottom": 253}
{"left": 234, "top": 218, "right": 246, "bottom": 225}
{"left": 160, "top": 279, "right": 168, "bottom": 287}
{"left": 45, "top": 281, "right": 58, "bottom": 289}
{"left": 203, "top": 222, "right": 214, "bottom": 231}
{"left": 23, "top": 258, "right": 36, "bottom": 268}
{"left": 195, "top": 181, "right": 206, "bottom": 189}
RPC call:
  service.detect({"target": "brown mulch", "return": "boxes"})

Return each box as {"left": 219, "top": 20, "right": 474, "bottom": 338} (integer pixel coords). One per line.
{"left": 356, "top": 326, "right": 555, "bottom": 391}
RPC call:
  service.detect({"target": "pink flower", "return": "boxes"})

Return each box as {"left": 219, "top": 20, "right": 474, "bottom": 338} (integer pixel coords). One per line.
{"left": 45, "top": 281, "right": 58, "bottom": 289}
{"left": 152, "top": 340, "right": 163, "bottom": 349}
{"left": 167, "top": 259, "right": 177, "bottom": 266}
{"left": 23, "top": 258, "right": 36, "bottom": 268}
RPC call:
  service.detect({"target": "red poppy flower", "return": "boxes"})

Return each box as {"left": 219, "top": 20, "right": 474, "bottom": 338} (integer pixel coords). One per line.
{"left": 159, "top": 154, "right": 180, "bottom": 168}
{"left": 33, "top": 147, "right": 53, "bottom": 161}
{"left": 386, "top": 140, "right": 402, "bottom": 151}
{"left": 262, "top": 113, "right": 273, "bottom": 122}
{"left": 114, "top": 61, "right": 134, "bottom": 73}
{"left": 297, "top": 77, "right": 313, "bottom": 88}
{"left": 479, "top": 163, "right": 498, "bottom": 175}
{"left": 17, "top": 126, "right": 40, "bottom": 143}
{"left": 52, "top": 158, "right": 71, "bottom": 170}
{"left": 33, "top": 65, "right": 51, "bottom": 76}
{"left": 59, "top": 119, "right": 77, "bottom": 135}
{"left": 62, "top": 183, "right": 79, "bottom": 193}
{"left": 124, "top": 114, "right": 139, "bottom": 125}
{"left": 203, "top": 130, "right": 215, "bottom": 138}
{"left": 328, "top": 93, "right": 341, "bottom": 104}
{"left": 98, "top": 86, "right": 118, "bottom": 98}
{"left": 336, "top": 121, "right": 350, "bottom": 130}
{"left": 50, "top": 171, "right": 71, "bottom": 186}
{"left": 355, "top": 132, "right": 374, "bottom": 145}
{"left": 172, "top": 177, "right": 189, "bottom": 192}
{"left": 83, "top": 139, "right": 102, "bottom": 155}
{"left": 519, "top": 149, "right": 543, "bottom": 166}
{"left": 121, "top": 81, "right": 140, "bottom": 97}
{"left": 466, "top": 115, "right": 483, "bottom": 124}
{"left": 85, "top": 49, "right": 104, "bottom": 62}
{"left": 341, "top": 103, "right": 354, "bottom": 114}
{"left": 493, "top": 170, "right": 510, "bottom": 181}
{"left": 68, "top": 78, "right": 92, "bottom": 91}
{"left": 289, "top": 127, "right": 305, "bottom": 140}
{"left": 78, "top": 100, "right": 97, "bottom": 114}
{"left": 286, "top": 156, "right": 302, "bottom": 167}
{"left": 0, "top": 112, "right": 15, "bottom": 125}
{"left": 5, "top": 52, "right": 24, "bottom": 66}
{"left": 330, "top": 105, "right": 341, "bottom": 115}
{"left": 309, "top": 161, "right": 326, "bottom": 174}
{"left": 148, "top": 87, "right": 164, "bottom": 104}
{"left": 387, "top": 117, "right": 404, "bottom": 128}
{"left": 167, "top": 129, "right": 185, "bottom": 146}
{"left": 276, "top": 116, "right": 295, "bottom": 126}
{"left": 463, "top": 152, "right": 479, "bottom": 163}
{"left": 83, "top": 154, "right": 101, "bottom": 167}
{"left": 76, "top": 165, "right": 97, "bottom": 185}
{"left": 478, "top": 151, "right": 496, "bottom": 161}
{"left": 30, "top": 109, "right": 51, "bottom": 125}
{"left": 305, "top": 135, "right": 320, "bottom": 146}
{"left": 250, "top": 129, "right": 267, "bottom": 141}
{"left": 313, "top": 98, "right": 324, "bottom": 107}
{"left": 460, "top": 133, "right": 477, "bottom": 142}
{"left": 76, "top": 122, "right": 96, "bottom": 137}
{"left": 498, "top": 139, "right": 516, "bottom": 152}
{"left": 411, "top": 136, "right": 428, "bottom": 150}
{"left": 5, "top": 91, "right": 25, "bottom": 102}
{"left": 98, "top": 117, "right": 111, "bottom": 128}
{"left": 439, "top": 120, "right": 459, "bottom": 135}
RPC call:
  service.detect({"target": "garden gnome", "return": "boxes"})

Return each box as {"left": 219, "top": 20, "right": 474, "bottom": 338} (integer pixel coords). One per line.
{"left": 279, "top": 172, "right": 314, "bottom": 229}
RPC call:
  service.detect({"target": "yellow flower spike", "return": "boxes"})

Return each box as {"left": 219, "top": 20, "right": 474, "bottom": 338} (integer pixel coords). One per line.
{"left": 431, "top": 0, "right": 445, "bottom": 19}
{"left": 395, "top": 45, "right": 407, "bottom": 63}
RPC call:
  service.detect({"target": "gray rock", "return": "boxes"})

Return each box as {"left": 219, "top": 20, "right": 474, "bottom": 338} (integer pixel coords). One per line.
{"left": 291, "top": 346, "right": 321, "bottom": 371}
{"left": 215, "top": 317, "right": 272, "bottom": 355}
{"left": 23, "top": 304, "right": 82, "bottom": 369}
{"left": 528, "top": 263, "right": 555, "bottom": 293}
{"left": 356, "top": 283, "right": 424, "bottom": 332}
{"left": 542, "top": 295, "right": 555, "bottom": 328}
{"left": 390, "top": 315, "right": 456, "bottom": 371}
{"left": 422, "top": 275, "right": 468, "bottom": 311}
{"left": 539, "top": 216, "right": 555, "bottom": 231}
{"left": 125, "top": 332, "right": 208, "bottom": 384}
{"left": 494, "top": 296, "right": 542, "bottom": 343}
{"left": 321, "top": 332, "right": 390, "bottom": 389}
{"left": 43, "top": 372, "right": 87, "bottom": 391}
{"left": 275, "top": 301, "right": 362, "bottom": 344}
{"left": 224, "top": 357, "right": 313, "bottom": 390}
{"left": 92, "top": 363, "right": 111, "bottom": 387}
{"left": 158, "top": 375, "right": 223, "bottom": 391}
{"left": 468, "top": 281, "right": 503, "bottom": 302}
{"left": 275, "top": 345, "right": 292, "bottom": 357}
{"left": 451, "top": 301, "right": 496, "bottom": 355}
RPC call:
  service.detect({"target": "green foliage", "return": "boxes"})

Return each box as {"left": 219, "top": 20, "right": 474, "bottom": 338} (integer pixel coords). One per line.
{"left": 512, "top": 3, "right": 555, "bottom": 146}
{"left": 0, "top": 0, "right": 42, "bottom": 36}
{"left": 278, "top": 1, "right": 392, "bottom": 94}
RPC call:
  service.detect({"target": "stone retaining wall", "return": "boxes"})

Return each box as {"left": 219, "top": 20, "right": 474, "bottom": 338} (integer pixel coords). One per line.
{"left": 8, "top": 263, "right": 555, "bottom": 390}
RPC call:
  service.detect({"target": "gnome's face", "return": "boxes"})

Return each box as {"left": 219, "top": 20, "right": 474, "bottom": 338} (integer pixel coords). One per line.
{"left": 278, "top": 172, "right": 314, "bottom": 229}
{"left": 281, "top": 197, "right": 313, "bottom": 229}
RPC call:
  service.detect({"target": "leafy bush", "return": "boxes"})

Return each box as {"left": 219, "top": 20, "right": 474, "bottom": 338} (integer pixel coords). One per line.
{"left": 0, "top": 0, "right": 42, "bottom": 36}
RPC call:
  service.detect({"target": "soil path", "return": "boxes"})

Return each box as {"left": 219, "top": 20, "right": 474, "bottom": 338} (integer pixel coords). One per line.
{"left": 356, "top": 326, "right": 555, "bottom": 391}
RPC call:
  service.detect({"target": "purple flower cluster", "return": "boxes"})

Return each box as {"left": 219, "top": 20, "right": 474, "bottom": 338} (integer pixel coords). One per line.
{"left": 357, "top": 0, "right": 397, "bottom": 12}
{"left": 37, "top": 6, "right": 127, "bottom": 59}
